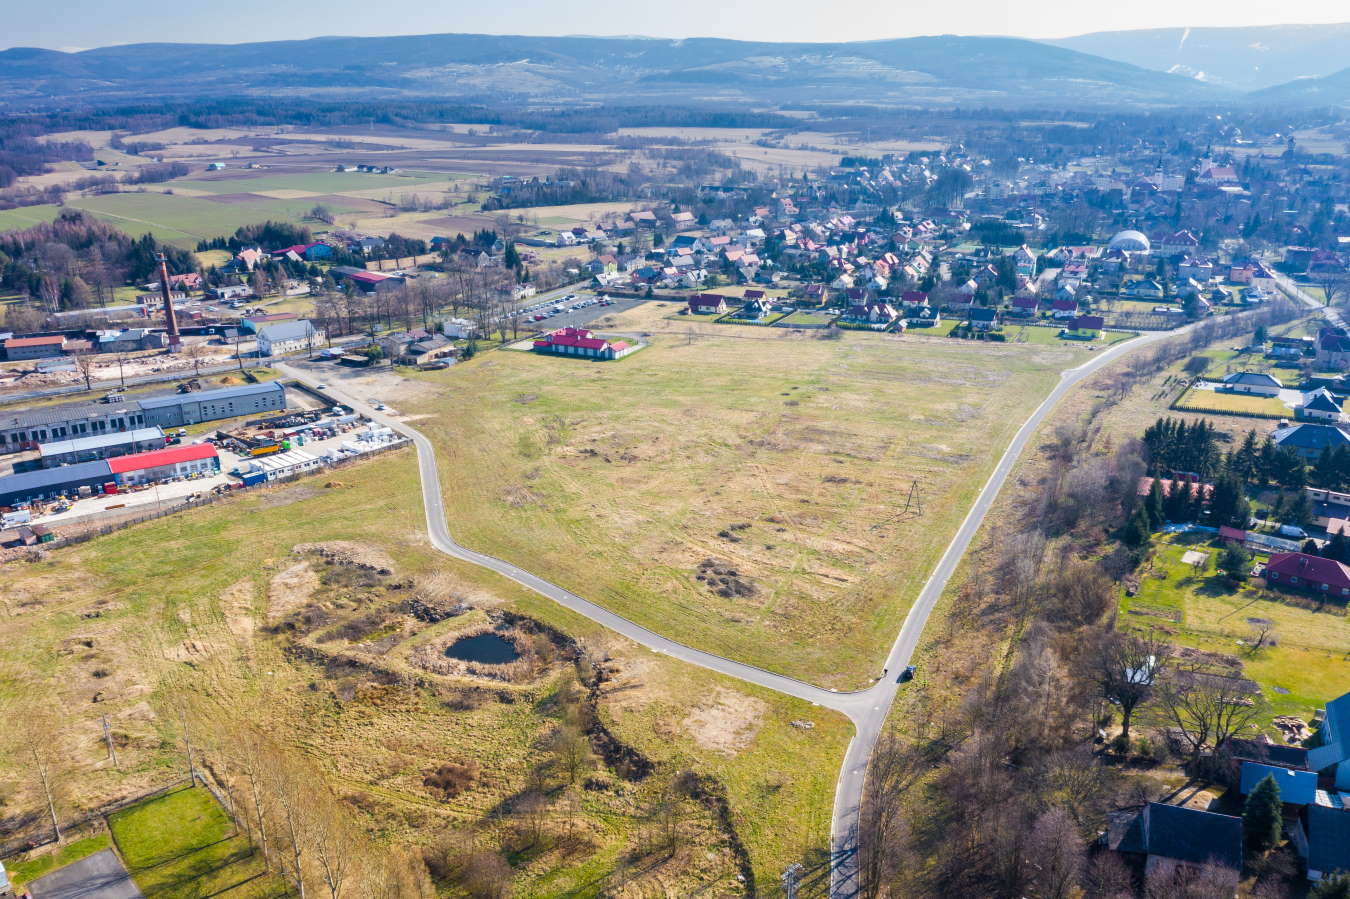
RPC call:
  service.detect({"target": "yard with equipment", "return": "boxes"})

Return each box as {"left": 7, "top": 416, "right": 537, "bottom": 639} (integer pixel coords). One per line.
{"left": 404, "top": 311, "right": 1076, "bottom": 685}
{"left": 1121, "top": 536, "right": 1350, "bottom": 723}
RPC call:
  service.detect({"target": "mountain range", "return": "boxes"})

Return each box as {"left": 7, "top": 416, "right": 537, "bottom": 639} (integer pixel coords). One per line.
{"left": 0, "top": 32, "right": 1227, "bottom": 110}
{"left": 1048, "top": 23, "right": 1350, "bottom": 92}
{"left": 1, "top": 29, "right": 1348, "bottom": 111}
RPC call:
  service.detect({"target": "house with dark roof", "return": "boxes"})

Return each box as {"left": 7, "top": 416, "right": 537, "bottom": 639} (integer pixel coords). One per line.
{"left": 967, "top": 307, "right": 999, "bottom": 331}
{"left": 841, "top": 302, "right": 898, "bottom": 327}
{"left": 1049, "top": 298, "right": 1079, "bottom": 319}
{"left": 1066, "top": 315, "right": 1105, "bottom": 340}
{"left": 688, "top": 294, "right": 728, "bottom": 315}
{"left": 1318, "top": 328, "right": 1350, "bottom": 370}
{"left": 1298, "top": 389, "right": 1346, "bottom": 423}
{"left": 1009, "top": 295, "right": 1038, "bottom": 317}
{"left": 906, "top": 306, "right": 941, "bottom": 328}
{"left": 1263, "top": 552, "right": 1350, "bottom": 600}
{"left": 1302, "top": 799, "right": 1350, "bottom": 881}
{"left": 1239, "top": 762, "right": 1318, "bottom": 808}
{"left": 1309, "top": 692, "right": 1350, "bottom": 790}
{"left": 1221, "top": 371, "right": 1283, "bottom": 396}
{"left": 1112, "top": 802, "right": 1243, "bottom": 879}
{"left": 1272, "top": 423, "right": 1350, "bottom": 461}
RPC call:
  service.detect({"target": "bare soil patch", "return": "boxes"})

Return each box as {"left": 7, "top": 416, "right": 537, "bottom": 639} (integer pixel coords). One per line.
{"left": 681, "top": 687, "right": 769, "bottom": 756}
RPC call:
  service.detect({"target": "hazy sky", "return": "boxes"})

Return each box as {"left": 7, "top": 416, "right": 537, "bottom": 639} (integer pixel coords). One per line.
{"left": 6, "top": 0, "right": 1349, "bottom": 51}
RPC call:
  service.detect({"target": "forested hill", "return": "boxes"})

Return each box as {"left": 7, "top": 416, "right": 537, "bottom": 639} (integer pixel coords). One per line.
{"left": 0, "top": 32, "right": 1226, "bottom": 109}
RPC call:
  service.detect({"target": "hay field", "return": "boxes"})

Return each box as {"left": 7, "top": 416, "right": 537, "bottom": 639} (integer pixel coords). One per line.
{"left": 407, "top": 315, "right": 1073, "bottom": 685}
{"left": 0, "top": 450, "right": 847, "bottom": 893}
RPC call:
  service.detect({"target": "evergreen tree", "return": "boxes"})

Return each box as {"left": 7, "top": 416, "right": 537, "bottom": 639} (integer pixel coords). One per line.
{"left": 1327, "top": 529, "right": 1350, "bottom": 564}
{"left": 1208, "top": 474, "right": 1248, "bottom": 529}
{"left": 1121, "top": 506, "right": 1152, "bottom": 548}
{"left": 1242, "top": 773, "right": 1283, "bottom": 852}
{"left": 1146, "top": 477, "right": 1166, "bottom": 530}
{"left": 1220, "top": 544, "right": 1250, "bottom": 582}
{"left": 1287, "top": 490, "right": 1314, "bottom": 527}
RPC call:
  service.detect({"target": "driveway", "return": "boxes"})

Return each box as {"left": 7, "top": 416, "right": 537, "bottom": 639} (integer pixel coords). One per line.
{"left": 28, "top": 849, "right": 142, "bottom": 899}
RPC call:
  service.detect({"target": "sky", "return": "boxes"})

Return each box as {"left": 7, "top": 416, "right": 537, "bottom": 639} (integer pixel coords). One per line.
{"left": 5, "top": 0, "right": 1349, "bottom": 51}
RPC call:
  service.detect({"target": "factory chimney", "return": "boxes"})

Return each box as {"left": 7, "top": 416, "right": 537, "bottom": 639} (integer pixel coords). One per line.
{"left": 156, "top": 253, "right": 182, "bottom": 351}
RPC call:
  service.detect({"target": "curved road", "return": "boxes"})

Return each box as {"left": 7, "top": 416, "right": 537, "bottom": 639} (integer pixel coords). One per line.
{"left": 276, "top": 313, "right": 1274, "bottom": 896}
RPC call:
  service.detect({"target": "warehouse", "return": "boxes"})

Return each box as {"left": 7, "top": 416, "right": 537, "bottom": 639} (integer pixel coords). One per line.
{"left": 38, "top": 427, "right": 165, "bottom": 467}
{"left": 0, "top": 460, "right": 115, "bottom": 507}
{"left": 0, "top": 400, "right": 149, "bottom": 454}
{"left": 107, "top": 443, "right": 220, "bottom": 486}
{"left": 243, "top": 449, "right": 322, "bottom": 482}
{"left": 138, "top": 381, "right": 286, "bottom": 427}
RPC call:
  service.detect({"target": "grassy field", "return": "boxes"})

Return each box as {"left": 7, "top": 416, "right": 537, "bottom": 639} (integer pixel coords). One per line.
{"left": 110, "top": 786, "right": 283, "bottom": 898}
{"left": 3, "top": 834, "right": 113, "bottom": 890}
{"left": 0, "top": 448, "right": 848, "bottom": 893}
{"left": 0, "top": 203, "right": 63, "bottom": 232}
{"left": 1174, "top": 387, "right": 1292, "bottom": 418}
{"left": 401, "top": 305, "right": 1074, "bottom": 686}
{"left": 778, "top": 310, "right": 837, "bottom": 326}
{"left": 171, "top": 171, "right": 443, "bottom": 196}
{"left": 1121, "top": 538, "right": 1350, "bottom": 721}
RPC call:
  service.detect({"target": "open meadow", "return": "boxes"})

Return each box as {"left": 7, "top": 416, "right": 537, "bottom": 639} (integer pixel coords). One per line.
{"left": 401, "top": 305, "right": 1076, "bottom": 686}
{"left": 0, "top": 449, "right": 848, "bottom": 894}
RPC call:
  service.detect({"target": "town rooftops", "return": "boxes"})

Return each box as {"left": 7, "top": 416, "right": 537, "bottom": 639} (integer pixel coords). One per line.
{"left": 106, "top": 442, "right": 217, "bottom": 474}
{"left": 1265, "top": 552, "right": 1350, "bottom": 591}
{"left": 39, "top": 427, "right": 163, "bottom": 460}
{"left": 1222, "top": 371, "right": 1283, "bottom": 389}
{"left": 138, "top": 380, "right": 284, "bottom": 410}
{"left": 1239, "top": 761, "right": 1318, "bottom": 806}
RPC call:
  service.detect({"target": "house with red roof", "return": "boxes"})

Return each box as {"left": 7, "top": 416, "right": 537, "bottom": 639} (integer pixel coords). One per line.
{"left": 532, "top": 327, "right": 634, "bottom": 361}
{"left": 1264, "top": 552, "right": 1350, "bottom": 600}
{"left": 1050, "top": 298, "right": 1079, "bottom": 319}
{"left": 1009, "top": 295, "right": 1039, "bottom": 317}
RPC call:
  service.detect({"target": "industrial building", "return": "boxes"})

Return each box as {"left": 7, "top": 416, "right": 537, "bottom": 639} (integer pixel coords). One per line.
{"left": 38, "top": 427, "right": 165, "bottom": 467}
{"left": 241, "top": 449, "right": 322, "bottom": 482}
{"left": 0, "top": 460, "right": 115, "bottom": 507}
{"left": 0, "top": 382, "right": 286, "bottom": 453}
{"left": 4, "top": 335, "right": 66, "bottom": 360}
{"left": 256, "top": 320, "right": 323, "bottom": 356}
{"left": 108, "top": 443, "right": 219, "bottom": 486}
{"left": 0, "top": 400, "right": 149, "bottom": 453}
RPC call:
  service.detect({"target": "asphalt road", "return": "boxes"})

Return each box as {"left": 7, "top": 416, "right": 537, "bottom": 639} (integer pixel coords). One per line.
{"left": 28, "top": 849, "right": 143, "bottom": 899}
{"left": 277, "top": 308, "right": 1287, "bottom": 897}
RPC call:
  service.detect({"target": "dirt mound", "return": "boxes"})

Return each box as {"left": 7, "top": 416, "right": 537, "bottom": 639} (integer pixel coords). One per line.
{"left": 292, "top": 540, "right": 395, "bottom": 573}
{"left": 267, "top": 562, "right": 320, "bottom": 624}
{"left": 681, "top": 687, "right": 768, "bottom": 756}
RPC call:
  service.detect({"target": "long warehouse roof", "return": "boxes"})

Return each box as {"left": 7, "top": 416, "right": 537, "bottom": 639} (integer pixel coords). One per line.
{"left": 39, "top": 427, "right": 163, "bottom": 459}
{"left": 0, "top": 460, "right": 112, "bottom": 496}
{"left": 107, "top": 442, "right": 218, "bottom": 473}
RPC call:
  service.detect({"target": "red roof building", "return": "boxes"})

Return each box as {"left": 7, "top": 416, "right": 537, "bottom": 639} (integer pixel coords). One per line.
{"left": 1265, "top": 552, "right": 1350, "bottom": 598}
{"left": 532, "top": 327, "right": 634, "bottom": 361}
{"left": 107, "top": 443, "right": 220, "bottom": 485}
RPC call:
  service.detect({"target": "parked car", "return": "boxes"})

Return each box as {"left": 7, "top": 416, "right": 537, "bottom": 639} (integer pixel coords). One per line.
{"left": 898, "top": 665, "right": 916, "bottom": 683}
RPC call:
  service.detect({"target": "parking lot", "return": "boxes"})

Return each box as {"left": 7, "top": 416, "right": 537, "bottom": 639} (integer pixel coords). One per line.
{"left": 516, "top": 292, "right": 644, "bottom": 333}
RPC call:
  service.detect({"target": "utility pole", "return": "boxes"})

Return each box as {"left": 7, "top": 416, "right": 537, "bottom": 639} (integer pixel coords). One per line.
{"left": 781, "top": 863, "right": 803, "bottom": 899}
{"left": 180, "top": 706, "right": 197, "bottom": 786}
{"left": 102, "top": 714, "right": 119, "bottom": 768}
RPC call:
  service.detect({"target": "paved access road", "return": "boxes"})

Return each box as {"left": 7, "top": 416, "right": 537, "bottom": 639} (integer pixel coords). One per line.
{"left": 276, "top": 313, "right": 1275, "bottom": 897}
{"left": 28, "top": 849, "right": 143, "bottom": 899}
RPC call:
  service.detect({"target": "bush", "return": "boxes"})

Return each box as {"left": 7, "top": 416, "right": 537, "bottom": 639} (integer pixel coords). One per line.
{"left": 424, "top": 761, "right": 479, "bottom": 799}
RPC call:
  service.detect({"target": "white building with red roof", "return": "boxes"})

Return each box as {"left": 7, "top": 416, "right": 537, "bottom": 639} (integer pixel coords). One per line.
{"left": 532, "top": 327, "right": 635, "bottom": 361}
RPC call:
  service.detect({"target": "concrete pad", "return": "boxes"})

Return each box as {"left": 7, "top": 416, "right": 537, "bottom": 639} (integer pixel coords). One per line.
{"left": 29, "top": 849, "right": 143, "bottom": 899}
{"left": 1182, "top": 549, "right": 1209, "bottom": 567}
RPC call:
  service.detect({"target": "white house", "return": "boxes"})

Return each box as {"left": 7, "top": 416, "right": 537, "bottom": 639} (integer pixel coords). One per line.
{"left": 442, "top": 318, "right": 479, "bottom": 339}
{"left": 1219, "top": 371, "right": 1283, "bottom": 396}
{"left": 257, "top": 320, "right": 323, "bottom": 357}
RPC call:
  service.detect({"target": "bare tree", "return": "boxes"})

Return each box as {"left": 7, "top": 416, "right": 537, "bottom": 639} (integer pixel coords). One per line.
{"left": 72, "top": 349, "right": 98, "bottom": 392}
{"left": 1024, "top": 807, "right": 1085, "bottom": 899}
{"left": 32, "top": 743, "right": 62, "bottom": 844}
{"left": 181, "top": 341, "right": 208, "bottom": 378}
{"left": 1154, "top": 665, "right": 1265, "bottom": 767}
{"left": 1096, "top": 629, "right": 1169, "bottom": 747}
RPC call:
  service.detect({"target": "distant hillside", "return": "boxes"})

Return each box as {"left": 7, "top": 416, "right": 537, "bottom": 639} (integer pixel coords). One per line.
{"left": 1048, "top": 23, "right": 1350, "bottom": 91}
{"left": 0, "top": 32, "right": 1225, "bottom": 109}
{"left": 1247, "top": 66, "right": 1350, "bottom": 107}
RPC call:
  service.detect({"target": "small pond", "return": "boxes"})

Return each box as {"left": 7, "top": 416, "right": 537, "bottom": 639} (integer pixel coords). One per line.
{"left": 445, "top": 632, "right": 520, "bottom": 665}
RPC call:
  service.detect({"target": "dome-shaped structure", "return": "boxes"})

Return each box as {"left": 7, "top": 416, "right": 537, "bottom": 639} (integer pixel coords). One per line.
{"left": 1108, "top": 230, "right": 1151, "bottom": 253}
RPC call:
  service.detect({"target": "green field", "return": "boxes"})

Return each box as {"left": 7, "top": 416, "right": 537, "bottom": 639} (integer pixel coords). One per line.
{"left": 0, "top": 204, "right": 63, "bottom": 232}
{"left": 405, "top": 318, "right": 1074, "bottom": 686}
{"left": 1174, "top": 387, "right": 1292, "bottom": 418}
{"left": 110, "top": 786, "right": 284, "bottom": 898}
{"left": 172, "top": 170, "right": 443, "bottom": 195}
{"left": 778, "top": 310, "right": 837, "bottom": 326}
{"left": 1121, "top": 538, "right": 1350, "bottom": 720}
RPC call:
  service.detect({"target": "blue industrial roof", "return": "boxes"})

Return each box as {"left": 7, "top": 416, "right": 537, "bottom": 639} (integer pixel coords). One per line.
{"left": 1308, "top": 804, "right": 1350, "bottom": 876}
{"left": 1240, "top": 761, "right": 1318, "bottom": 806}
{"left": 138, "top": 381, "right": 283, "bottom": 409}
{"left": 39, "top": 427, "right": 163, "bottom": 459}
{"left": 0, "top": 460, "right": 112, "bottom": 500}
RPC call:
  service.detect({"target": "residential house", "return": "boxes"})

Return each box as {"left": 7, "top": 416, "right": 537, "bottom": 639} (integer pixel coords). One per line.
{"left": 1273, "top": 423, "right": 1350, "bottom": 461}
{"left": 1263, "top": 552, "right": 1350, "bottom": 600}
{"left": 1126, "top": 279, "right": 1166, "bottom": 299}
{"left": 1318, "top": 329, "right": 1350, "bottom": 370}
{"left": 1065, "top": 315, "right": 1105, "bottom": 340}
{"left": 1110, "top": 802, "right": 1242, "bottom": 881}
{"left": 967, "top": 307, "right": 999, "bottom": 331}
{"left": 732, "top": 297, "right": 774, "bottom": 321}
{"left": 842, "top": 302, "right": 898, "bottom": 327}
{"left": 1160, "top": 230, "right": 1201, "bottom": 257}
{"left": 906, "top": 306, "right": 941, "bottom": 328}
{"left": 532, "top": 327, "right": 634, "bottom": 361}
{"left": 400, "top": 334, "right": 457, "bottom": 366}
{"left": 1303, "top": 800, "right": 1350, "bottom": 882}
{"left": 688, "top": 294, "right": 729, "bottom": 315}
{"left": 898, "top": 290, "right": 929, "bottom": 310}
{"left": 256, "top": 320, "right": 324, "bottom": 357}
{"left": 1308, "top": 692, "right": 1350, "bottom": 791}
{"left": 1012, "top": 244, "right": 1037, "bottom": 277}
{"left": 1049, "top": 298, "right": 1079, "bottom": 319}
{"left": 442, "top": 318, "right": 478, "bottom": 339}
{"left": 211, "top": 284, "right": 253, "bottom": 302}
{"left": 1220, "top": 371, "right": 1283, "bottom": 396}
{"left": 1239, "top": 762, "right": 1318, "bottom": 809}
{"left": 1298, "top": 389, "right": 1346, "bottom": 423}
{"left": 1307, "top": 487, "right": 1350, "bottom": 535}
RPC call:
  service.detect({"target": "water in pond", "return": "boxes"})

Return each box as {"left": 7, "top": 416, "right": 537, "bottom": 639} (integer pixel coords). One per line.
{"left": 445, "top": 632, "right": 520, "bottom": 664}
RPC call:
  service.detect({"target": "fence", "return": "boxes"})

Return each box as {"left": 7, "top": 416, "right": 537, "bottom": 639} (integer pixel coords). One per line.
{"left": 1, "top": 440, "right": 410, "bottom": 562}
{"left": 0, "top": 778, "right": 191, "bottom": 860}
